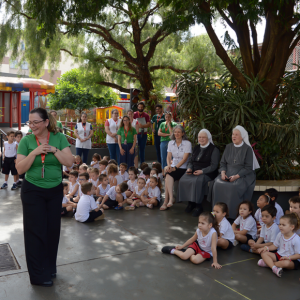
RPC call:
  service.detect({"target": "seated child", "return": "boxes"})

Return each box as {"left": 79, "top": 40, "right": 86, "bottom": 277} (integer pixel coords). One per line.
{"left": 161, "top": 212, "right": 222, "bottom": 269}
{"left": 255, "top": 194, "right": 274, "bottom": 233}
{"left": 289, "top": 196, "right": 300, "bottom": 235}
{"left": 152, "top": 162, "right": 163, "bottom": 181}
{"left": 67, "top": 171, "right": 79, "bottom": 198}
{"left": 90, "top": 153, "right": 101, "bottom": 169}
{"left": 96, "top": 174, "right": 110, "bottom": 202}
{"left": 265, "top": 188, "right": 284, "bottom": 225}
{"left": 61, "top": 182, "right": 76, "bottom": 216}
{"left": 75, "top": 182, "right": 105, "bottom": 223}
{"left": 241, "top": 205, "right": 279, "bottom": 253}
{"left": 72, "top": 172, "right": 89, "bottom": 203}
{"left": 99, "top": 160, "right": 108, "bottom": 175}
{"left": 79, "top": 164, "right": 88, "bottom": 175}
{"left": 140, "top": 175, "right": 161, "bottom": 209}
{"left": 119, "top": 163, "right": 129, "bottom": 182}
{"left": 100, "top": 182, "right": 128, "bottom": 210}
{"left": 89, "top": 168, "right": 99, "bottom": 192}
{"left": 143, "top": 167, "right": 151, "bottom": 187}
{"left": 232, "top": 201, "right": 257, "bottom": 246}
{"left": 125, "top": 166, "right": 138, "bottom": 198}
{"left": 72, "top": 164, "right": 79, "bottom": 172}
{"left": 139, "top": 162, "right": 149, "bottom": 175}
{"left": 103, "top": 156, "right": 110, "bottom": 161}
{"left": 258, "top": 213, "right": 300, "bottom": 277}
{"left": 108, "top": 159, "right": 118, "bottom": 166}
{"left": 125, "top": 175, "right": 146, "bottom": 210}
{"left": 213, "top": 202, "right": 235, "bottom": 250}
{"left": 147, "top": 168, "right": 160, "bottom": 188}
{"left": 107, "top": 164, "right": 123, "bottom": 186}
{"left": 74, "top": 155, "right": 83, "bottom": 166}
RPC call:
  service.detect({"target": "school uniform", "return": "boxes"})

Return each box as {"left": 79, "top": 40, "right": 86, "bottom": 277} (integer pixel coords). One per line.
{"left": 110, "top": 174, "right": 123, "bottom": 185}
{"left": 134, "top": 186, "right": 146, "bottom": 197}
{"left": 69, "top": 182, "right": 79, "bottom": 197}
{"left": 105, "top": 186, "right": 127, "bottom": 208}
{"left": 119, "top": 171, "right": 129, "bottom": 182}
{"left": 97, "top": 184, "right": 110, "bottom": 196}
{"left": 147, "top": 186, "right": 161, "bottom": 201}
{"left": 254, "top": 208, "right": 263, "bottom": 227}
{"left": 188, "top": 228, "right": 216, "bottom": 259}
{"left": 61, "top": 196, "right": 69, "bottom": 216}
{"left": 260, "top": 223, "right": 280, "bottom": 243}
{"left": 75, "top": 194, "right": 103, "bottom": 223}
{"left": 90, "top": 161, "right": 100, "bottom": 169}
{"left": 127, "top": 179, "right": 137, "bottom": 192}
{"left": 89, "top": 178, "right": 98, "bottom": 188}
{"left": 2, "top": 141, "right": 18, "bottom": 175}
{"left": 219, "top": 217, "right": 235, "bottom": 248}
{"left": 234, "top": 215, "right": 257, "bottom": 241}
{"left": 273, "top": 232, "right": 300, "bottom": 269}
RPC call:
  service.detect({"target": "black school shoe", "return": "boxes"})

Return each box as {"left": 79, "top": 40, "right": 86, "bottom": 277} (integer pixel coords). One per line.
{"left": 161, "top": 246, "right": 176, "bottom": 254}
{"left": 31, "top": 280, "right": 53, "bottom": 287}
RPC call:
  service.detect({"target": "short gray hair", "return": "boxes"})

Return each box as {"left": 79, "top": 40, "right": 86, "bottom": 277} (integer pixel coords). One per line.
{"left": 170, "top": 125, "right": 188, "bottom": 140}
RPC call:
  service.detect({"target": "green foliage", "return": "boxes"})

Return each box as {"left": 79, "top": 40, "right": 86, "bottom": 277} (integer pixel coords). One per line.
{"left": 176, "top": 68, "right": 300, "bottom": 180}
{"left": 48, "top": 69, "right": 117, "bottom": 114}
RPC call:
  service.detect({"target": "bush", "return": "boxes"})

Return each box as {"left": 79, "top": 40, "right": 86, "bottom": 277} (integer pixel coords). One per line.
{"left": 176, "top": 69, "right": 300, "bottom": 180}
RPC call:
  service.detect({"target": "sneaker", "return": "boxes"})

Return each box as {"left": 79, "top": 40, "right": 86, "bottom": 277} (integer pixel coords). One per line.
{"left": 16, "top": 181, "right": 23, "bottom": 187}
{"left": 233, "top": 240, "right": 239, "bottom": 246}
{"left": 257, "top": 259, "right": 268, "bottom": 267}
{"left": 114, "top": 205, "right": 123, "bottom": 210}
{"left": 11, "top": 183, "right": 18, "bottom": 190}
{"left": 1, "top": 183, "right": 8, "bottom": 189}
{"left": 94, "top": 213, "right": 105, "bottom": 221}
{"left": 161, "top": 246, "right": 176, "bottom": 254}
{"left": 240, "top": 244, "right": 251, "bottom": 252}
{"left": 272, "top": 266, "right": 283, "bottom": 277}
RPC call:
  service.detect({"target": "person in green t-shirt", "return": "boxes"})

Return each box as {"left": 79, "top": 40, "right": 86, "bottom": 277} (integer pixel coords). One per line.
{"left": 16, "top": 107, "right": 73, "bottom": 287}
{"left": 27, "top": 110, "right": 62, "bottom": 133}
{"left": 117, "top": 115, "right": 137, "bottom": 169}
{"left": 151, "top": 104, "right": 166, "bottom": 164}
{"left": 158, "top": 112, "right": 178, "bottom": 170}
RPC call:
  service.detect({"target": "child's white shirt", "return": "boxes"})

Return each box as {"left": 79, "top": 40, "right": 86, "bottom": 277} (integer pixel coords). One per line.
{"left": 158, "top": 173, "right": 163, "bottom": 181}
{"left": 134, "top": 186, "right": 146, "bottom": 196}
{"left": 219, "top": 217, "right": 235, "bottom": 243}
{"left": 75, "top": 194, "right": 98, "bottom": 222}
{"left": 4, "top": 141, "right": 17, "bottom": 157}
{"left": 98, "top": 184, "right": 110, "bottom": 196}
{"left": 101, "top": 170, "right": 106, "bottom": 175}
{"left": 196, "top": 228, "right": 217, "bottom": 256}
{"left": 69, "top": 181, "right": 79, "bottom": 196}
{"left": 260, "top": 223, "right": 280, "bottom": 243}
{"left": 273, "top": 232, "right": 300, "bottom": 259}
{"left": 106, "top": 186, "right": 127, "bottom": 200}
{"left": 110, "top": 174, "right": 123, "bottom": 185}
{"left": 89, "top": 178, "right": 98, "bottom": 188}
{"left": 77, "top": 185, "right": 83, "bottom": 198}
{"left": 254, "top": 208, "right": 263, "bottom": 226}
{"left": 91, "top": 161, "right": 100, "bottom": 169}
{"left": 119, "top": 171, "right": 129, "bottom": 182}
{"left": 127, "top": 179, "right": 138, "bottom": 192}
{"left": 234, "top": 215, "right": 257, "bottom": 239}
{"left": 147, "top": 186, "right": 161, "bottom": 201}
{"left": 62, "top": 196, "right": 69, "bottom": 205}
{"left": 275, "top": 202, "right": 284, "bottom": 225}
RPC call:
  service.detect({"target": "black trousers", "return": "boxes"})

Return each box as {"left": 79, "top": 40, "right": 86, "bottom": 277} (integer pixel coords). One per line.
{"left": 83, "top": 210, "right": 103, "bottom": 223}
{"left": 21, "top": 179, "right": 63, "bottom": 284}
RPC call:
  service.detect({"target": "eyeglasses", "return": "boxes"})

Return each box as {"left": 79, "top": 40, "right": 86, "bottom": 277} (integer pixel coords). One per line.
{"left": 78, "top": 178, "right": 86, "bottom": 181}
{"left": 27, "top": 120, "right": 45, "bottom": 126}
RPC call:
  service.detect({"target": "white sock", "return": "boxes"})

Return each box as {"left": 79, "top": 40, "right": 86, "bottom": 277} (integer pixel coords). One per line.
{"left": 4, "top": 181, "right": 7, "bottom": 184}
{"left": 170, "top": 249, "right": 175, "bottom": 254}
{"left": 272, "top": 265, "right": 277, "bottom": 270}
{"left": 13, "top": 182, "right": 17, "bottom": 184}
{"left": 16, "top": 180, "right": 20, "bottom": 183}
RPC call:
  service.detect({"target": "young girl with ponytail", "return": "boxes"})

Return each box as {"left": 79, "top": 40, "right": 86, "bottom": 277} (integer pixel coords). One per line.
{"left": 161, "top": 212, "right": 222, "bottom": 269}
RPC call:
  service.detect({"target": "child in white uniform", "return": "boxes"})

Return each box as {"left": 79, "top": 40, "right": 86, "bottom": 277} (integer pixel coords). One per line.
{"left": 264, "top": 188, "right": 284, "bottom": 225}
{"left": 161, "top": 212, "right": 222, "bottom": 269}
{"left": 96, "top": 174, "right": 110, "bottom": 203}
{"left": 125, "top": 166, "right": 138, "bottom": 197}
{"left": 255, "top": 194, "right": 272, "bottom": 231}
{"left": 232, "top": 201, "right": 257, "bottom": 246}
{"left": 125, "top": 176, "right": 146, "bottom": 210}
{"left": 61, "top": 182, "right": 76, "bottom": 216}
{"left": 213, "top": 202, "right": 235, "bottom": 250}
{"left": 119, "top": 163, "right": 129, "bottom": 182}
{"left": 289, "top": 196, "right": 300, "bottom": 236}
{"left": 258, "top": 213, "right": 300, "bottom": 277}
{"left": 107, "top": 164, "right": 123, "bottom": 186}
{"left": 90, "top": 153, "right": 101, "bottom": 169}
{"left": 67, "top": 171, "right": 79, "bottom": 198}
{"left": 141, "top": 175, "right": 161, "bottom": 209}
{"left": 100, "top": 182, "right": 128, "bottom": 210}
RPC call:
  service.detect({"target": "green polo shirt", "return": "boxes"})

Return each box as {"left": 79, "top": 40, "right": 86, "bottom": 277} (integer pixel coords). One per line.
{"left": 28, "top": 121, "right": 63, "bottom": 133}
{"left": 17, "top": 132, "right": 70, "bottom": 188}
{"left": 159, "top": 121, "right": 178, "bottom": 142}
{"left": 117, "top": 127, "right": 137, "bottom": 144}
{"left": 151, "top": 114, "right": 166, "bottom": 134}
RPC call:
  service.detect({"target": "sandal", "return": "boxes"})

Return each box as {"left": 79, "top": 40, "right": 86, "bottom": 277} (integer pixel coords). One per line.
{"left": 160, "top": 204, "right": 168, "bottom": 211}
{"left": 167, "top": 201, "right": 174, "bottom": 208}
{"left": 147, "top": 203, "right": 153, "bottom": 209}
{"left": 139, "top": 202, "right": 145, "bottom": 207}
{"left": 125, "top": 205, "right": 135, "bottom": 211}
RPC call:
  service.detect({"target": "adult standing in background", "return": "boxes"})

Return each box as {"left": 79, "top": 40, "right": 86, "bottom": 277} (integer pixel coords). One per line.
{"left": 105, "top": 109, "right": 121, "bottom": 163}
{"left": 151, "top": 104, "right": 165, "bottom": 164}
{"left": 133, "top": 102, "right": 151, "bottom": 165}
{"left": 158, "top": 112, "right": 177, "bottom": 171}
{"left": 16, "top": 108, "right": 73, "bottom": 287}
{"left": 74, "top": 112, "right": 93, "bottom": 164}
{"left": 127, "top": 109, "right": 139, "bottom": 168}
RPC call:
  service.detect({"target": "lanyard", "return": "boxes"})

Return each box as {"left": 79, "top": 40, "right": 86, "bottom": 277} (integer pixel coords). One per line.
{"left": 82, "top": 123, "right": 86, "bottom": 130}
{"left": 35, "top": 131, "right": 50, "bottom": 164}
{"left": 164, "top": 122, "right": 170, "bottom": 133}
{"left": 124, "top": 127, "right": 129, "bottom": 138}
{"left": 156, "top": 114, "right": 163, "bottom": 125}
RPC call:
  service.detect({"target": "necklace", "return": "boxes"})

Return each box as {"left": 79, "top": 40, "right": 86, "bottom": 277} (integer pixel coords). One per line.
{"left": 232, "top": 146, "right": 242, "bottom": 164}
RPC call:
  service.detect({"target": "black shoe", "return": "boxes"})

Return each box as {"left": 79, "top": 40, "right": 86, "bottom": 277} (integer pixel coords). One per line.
{"left": 161, "top": 246, "right": 176, "bottom": 254}
{"left": 31, "top": 280, "right": 53, "bottom": 287}
{"left": 16, "top": 181, "right": 23, "bottom": 187}
{"left": 51, "top": 273, "right": 56, "bottom": 279}
{"left": 192, "top": 206, "right": 203, "bottom": 217}
{"left": 185, "top": 202, "right": 196, "bottom": 213}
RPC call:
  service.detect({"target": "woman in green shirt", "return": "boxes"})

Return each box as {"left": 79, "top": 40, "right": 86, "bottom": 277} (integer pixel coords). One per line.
{"left": 16, "top": 108, "right": 73, "bottom": 287}
{"left": 158, "top": 112, "right": 178, "bottom": 170}
{"left": 117, "top": 115, "right": 137, "bottom": 169}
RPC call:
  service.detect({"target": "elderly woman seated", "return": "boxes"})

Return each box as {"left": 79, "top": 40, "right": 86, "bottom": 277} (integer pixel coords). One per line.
{"left": 178, "top": 129, "right": 220, "bottom": 217}
{"left": 211, "top": 125, "right": 260, "bottom": 219}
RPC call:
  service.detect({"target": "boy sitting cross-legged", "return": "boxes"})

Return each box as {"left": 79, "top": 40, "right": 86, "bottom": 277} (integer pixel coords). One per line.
{"left": 99, "top": 182, "right": 128, "bottom": 210}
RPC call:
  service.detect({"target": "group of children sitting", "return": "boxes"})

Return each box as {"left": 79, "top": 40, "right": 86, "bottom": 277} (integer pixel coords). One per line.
{"left": 62, "top": 153, "right": 163, "bottom": 223}
{"left": 162, "top": 188, "right": 300, "bottom": 278}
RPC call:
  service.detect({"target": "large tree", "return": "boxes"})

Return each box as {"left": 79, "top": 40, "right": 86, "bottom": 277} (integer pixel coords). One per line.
{"left": 163, "top": 0, "right": 300, "bottom": 105}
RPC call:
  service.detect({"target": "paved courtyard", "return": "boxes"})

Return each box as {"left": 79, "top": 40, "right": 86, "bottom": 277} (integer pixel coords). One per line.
{"left": 0, "top": 174, "right": 299, "bottom": 300}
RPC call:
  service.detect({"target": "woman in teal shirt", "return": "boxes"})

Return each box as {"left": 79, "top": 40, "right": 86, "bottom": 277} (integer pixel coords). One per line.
{"left": 158, "top": 112, "right": 178, "bottom": 170}
{"left": 16, "top": 108, "right": 73, "bottom": 287}
{"left": 117, "top": 115, "right": 137, "bottom": 169}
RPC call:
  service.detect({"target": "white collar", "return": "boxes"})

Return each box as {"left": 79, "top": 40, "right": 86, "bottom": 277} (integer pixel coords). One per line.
{"left": 200, "top": 142, "right": 210, "bottom": 148}
{"left": 234, "top": 141, "right": 244, "bottom": 148}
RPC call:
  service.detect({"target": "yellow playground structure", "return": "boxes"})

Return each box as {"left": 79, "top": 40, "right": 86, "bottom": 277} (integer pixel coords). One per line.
{"left": 96, "top": 105, "right": 124, "bottom": 124}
